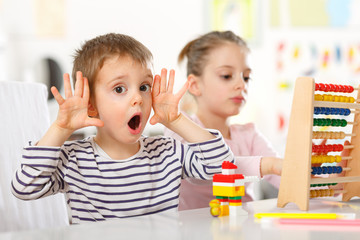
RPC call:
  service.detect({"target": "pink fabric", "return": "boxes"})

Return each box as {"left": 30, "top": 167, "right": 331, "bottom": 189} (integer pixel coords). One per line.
{"left": 163, "top": 114, "right": 281, "bottom": 210}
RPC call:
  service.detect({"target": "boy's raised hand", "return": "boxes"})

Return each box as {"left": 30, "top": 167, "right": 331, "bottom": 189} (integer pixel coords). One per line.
{"left": 52, "top": 71, "right": 104, "bottom": 132}
{"left": 150, "top": 68, "right": 189, "bottom": 126}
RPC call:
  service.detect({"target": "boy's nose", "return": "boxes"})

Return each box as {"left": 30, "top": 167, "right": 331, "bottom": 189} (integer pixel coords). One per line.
{"left": 131, "top": 91, "right": 143, "bottom": 106}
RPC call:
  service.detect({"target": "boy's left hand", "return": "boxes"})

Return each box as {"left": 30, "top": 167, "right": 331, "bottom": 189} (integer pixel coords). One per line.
{"left": 150, "top": 68, "right": 189, "bottom": 126}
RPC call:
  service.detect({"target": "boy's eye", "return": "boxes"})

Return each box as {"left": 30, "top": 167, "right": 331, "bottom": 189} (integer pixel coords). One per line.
{"left": 114, "top": 86, "right": 126, "bottom": 93}
{"left": 140, "top": 84, "right": 151, "bottom": 92}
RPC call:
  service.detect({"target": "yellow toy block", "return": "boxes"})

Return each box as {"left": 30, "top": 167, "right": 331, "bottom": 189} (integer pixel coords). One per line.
{"left": 229, "top": 202, "right": 242, "bottom": 206}
{"left": 213, "top": 185, "right": 245, "bottom": 197}
{"left": 219, "top": 205, "right": 229, "bottom": 217}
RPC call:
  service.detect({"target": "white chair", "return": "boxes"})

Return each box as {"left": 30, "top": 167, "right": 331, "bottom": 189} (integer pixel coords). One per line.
{"left": 0, "top": 81, "right": 68, "bottom": 232}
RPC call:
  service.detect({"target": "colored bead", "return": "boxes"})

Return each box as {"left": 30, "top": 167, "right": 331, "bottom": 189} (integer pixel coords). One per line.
{"left": 348, "top": 85, "right": 354, "bottom": 93}
{"left": 329, "top": 84, "right": 335, "bottom": 91}
{"left": 338, "top": 85, "right": 344, "bottom": 92}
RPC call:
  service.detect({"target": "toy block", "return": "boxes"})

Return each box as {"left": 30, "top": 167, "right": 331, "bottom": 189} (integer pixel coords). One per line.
{"left": 229, "top": 202, "right": 242, "bottom": 206}
{"left": 229, "top": 205, "right": 248, "bottom": 216}
{"left": 213, "top": 174, "right": 244, "bottom": 183}
{"left": 219, "top": 205, "right": 229, "bottom": 217}
{"left": 213, "top": 186, "right": 245, "bottom": 197}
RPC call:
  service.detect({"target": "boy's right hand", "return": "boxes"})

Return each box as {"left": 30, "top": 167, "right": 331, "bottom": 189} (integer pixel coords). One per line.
{"left": 51, "top": 71, "right": 104, "bottom": 133}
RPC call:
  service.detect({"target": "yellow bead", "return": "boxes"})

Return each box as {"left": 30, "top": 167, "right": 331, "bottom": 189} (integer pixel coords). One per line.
{"left": 210, "top": 207, "right": 221, "bottom": 217}
{"left": 209, "top": 199, "right": 220, "bottom": 208}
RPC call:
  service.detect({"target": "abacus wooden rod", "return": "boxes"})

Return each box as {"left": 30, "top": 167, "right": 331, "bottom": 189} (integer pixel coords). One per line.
{"left": 344, "top": 145, "right": 354, "bottom": 149}
{"left": 314, "top": 101, "right": 360, "bottom": 110}
{"left": 310, "top": 176, "right": 360, "bottom": 184}
{"left": 341, "top": 156, "right": 352, "bottom": 160}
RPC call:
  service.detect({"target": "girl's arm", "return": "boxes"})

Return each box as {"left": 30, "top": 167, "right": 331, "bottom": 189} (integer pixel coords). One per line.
{"left": 150, "top": 68, "right": 215, "bottom": 143}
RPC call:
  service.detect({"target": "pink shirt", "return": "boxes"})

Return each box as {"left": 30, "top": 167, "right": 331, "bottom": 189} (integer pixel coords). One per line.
{"left": 163, "top": 114, "right": 281, "bottom": 210}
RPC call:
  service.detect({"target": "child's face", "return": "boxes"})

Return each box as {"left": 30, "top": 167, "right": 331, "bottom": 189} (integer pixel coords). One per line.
{"left": 196, "top": 43, "right": 250, "bottom": 118}
{"left": 91, "top": 55, "right": 153, "bottom": 145}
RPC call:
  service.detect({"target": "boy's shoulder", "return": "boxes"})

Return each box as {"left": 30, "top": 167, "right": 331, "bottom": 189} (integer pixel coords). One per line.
{"left": 63, "top": 136, "right": 94, "bottom": 150}
{"left": 141, "top": 135, "right": 175, "bottom": 145}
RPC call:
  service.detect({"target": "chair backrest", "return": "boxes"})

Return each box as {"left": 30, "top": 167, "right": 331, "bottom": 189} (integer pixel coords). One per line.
{"left": 0, "top": 81, "right": 69, "bottom": 232}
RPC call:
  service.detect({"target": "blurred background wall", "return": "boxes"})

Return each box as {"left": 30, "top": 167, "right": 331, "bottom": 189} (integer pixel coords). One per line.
{"left": 1, "top": 0, "right": 360, "bottom": 156}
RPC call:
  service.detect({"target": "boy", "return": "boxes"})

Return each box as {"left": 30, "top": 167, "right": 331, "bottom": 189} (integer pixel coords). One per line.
{"left": 11, "top": 33, "right": 233, "bottom": 224}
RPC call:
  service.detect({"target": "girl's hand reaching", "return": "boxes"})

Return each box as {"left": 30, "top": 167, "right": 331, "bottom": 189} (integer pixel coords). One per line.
{"left": 150, "top": 68, "right": 189, "bottom": 127}
{"left": 52, "top": 71, "right": 104, "bottom": 132}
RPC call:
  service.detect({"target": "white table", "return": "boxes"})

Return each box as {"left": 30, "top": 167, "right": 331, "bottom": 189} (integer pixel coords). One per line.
{"left": 1, "top": 198, "right": 360, "bottom": 240}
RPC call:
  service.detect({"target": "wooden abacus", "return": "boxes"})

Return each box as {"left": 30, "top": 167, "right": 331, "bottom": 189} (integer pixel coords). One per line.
{"left": 277, "top": 77, "right": 360, "bottom": 211}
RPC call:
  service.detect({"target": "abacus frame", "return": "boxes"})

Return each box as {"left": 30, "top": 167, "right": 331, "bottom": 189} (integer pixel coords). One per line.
{"left": 277, "top": 77, "right": 360, "bottom": 211}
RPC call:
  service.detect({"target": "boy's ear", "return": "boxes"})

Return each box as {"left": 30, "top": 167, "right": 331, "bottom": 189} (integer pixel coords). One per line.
{"left": 88, "top": 101, "right": 98, "bottom": 117}
{"left": 187, "top": 74, "right": 201, "bottom": 96}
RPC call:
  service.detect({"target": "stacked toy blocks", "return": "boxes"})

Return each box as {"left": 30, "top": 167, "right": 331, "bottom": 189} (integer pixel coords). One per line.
{"left": 210, "top": 161, "right": 259, "bottom": 217}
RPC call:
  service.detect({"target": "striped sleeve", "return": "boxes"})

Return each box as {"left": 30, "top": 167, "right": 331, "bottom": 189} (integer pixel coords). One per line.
{"left": 180, "top": 129, "right": 234, "bottom": 180}
{"left": 11, "top": 142, "right": 67, "bottom": 200}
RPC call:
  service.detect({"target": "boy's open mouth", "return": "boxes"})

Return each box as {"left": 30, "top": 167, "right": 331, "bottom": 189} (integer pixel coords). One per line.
{"left": 128, "top": 114, "right": 141, "bottom": 130}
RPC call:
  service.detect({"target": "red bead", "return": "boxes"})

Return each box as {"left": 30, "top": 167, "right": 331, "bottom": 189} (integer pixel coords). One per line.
{"left": 324, "top": 84, "right": 330, "bottom": 92}
{"left": 319, "top": 144, "right": 325, "bottom": 153}
{"left": 319, "top": 83, "right": 326, "bottom": 91}
{"left": 312, "top": 145, "right": 316, "bottom": 152}
{"left": 326, "top": 144, "right": 333, "bottom": 152}
{"left": 338, "top": 144, "right": 344, "bottom": 151}
{"left": 348, "top": 85, "right": 354, "bottom": 93}
{"left": 329, "top": 84, "right": 335, "bottom": 92}
{"left": 315, "top": 83, "right": 319, "bottom": 91}
{"left": 334, "top": 85, "right": 340, "bottom": 92}
{"left": 338, "top": 85, "right": 344, "bottom": 92}
{"left": 344, "top": 85, "right": 350, "bottom": 93}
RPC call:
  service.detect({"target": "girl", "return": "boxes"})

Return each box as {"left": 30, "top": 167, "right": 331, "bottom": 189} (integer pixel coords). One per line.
{"left": 164, "top": 31, "right": 282, "bottom": 210}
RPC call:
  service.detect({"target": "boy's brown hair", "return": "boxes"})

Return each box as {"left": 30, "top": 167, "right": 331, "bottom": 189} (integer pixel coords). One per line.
{"left": 72, "top": 33, "right": 153, "bottom": 97}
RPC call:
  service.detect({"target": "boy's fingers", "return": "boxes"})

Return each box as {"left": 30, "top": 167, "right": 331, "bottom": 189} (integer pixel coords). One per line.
{"left": 63, "top": 73, "right": 72, "bottom": 99}
{"left": 83, "top": 77, "right": 90, "bottom": 100}
{"left": 167, "top": 69, "right": 175, "bottom": 93}
{"left": 160, "top": 68, "right": 167, "bottom": 93}
{"left": 152, "top": 75, "right": 161, "bottom": 97}
{"left": 86, "top": 118, "right": 104, "bottom": 128}
{"left": 149, "top": 115, "right": 159, "bottom": 125}
{"left": 74, "top": 71, "right": 84, "bottom": 97}
{"left": 51, "top": 86, "right": 65, "bottom": 105}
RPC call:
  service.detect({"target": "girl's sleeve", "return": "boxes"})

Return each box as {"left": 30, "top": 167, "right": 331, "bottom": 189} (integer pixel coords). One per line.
{"left": 248, "top": 125, "right": 281, "bottom": 188}
{"left": 11, "top": 142, "right": 67, "bottom": 200}
{"left": 179, "top": 129, "right": 234, "bottom": 179}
